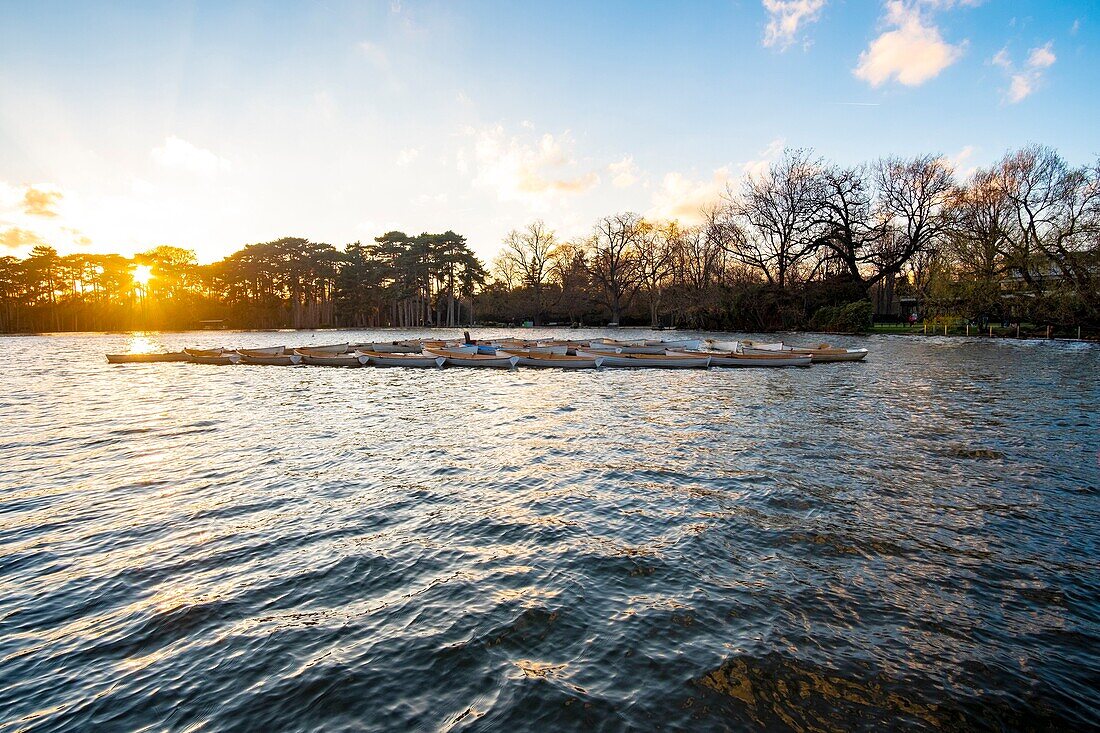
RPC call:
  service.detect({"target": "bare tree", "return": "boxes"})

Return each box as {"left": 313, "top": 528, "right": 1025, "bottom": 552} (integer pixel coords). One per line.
{"left": 636, "top": 219, "right": 678, "bottom": 326}
{"left": 587, "top": 212, "right": 644, "bottom": 324}
{"left": 500, "top": 220, "right": 557, "bottom": 324}
{"left": 718, "top": 149, "right": 820, "bottom": 288}
{"left": 872, "top": 154, "right": 957, "bottom": 283}
{"left": 947, "top": 167, "right": 1012, "bottom": 283}
{"left": 996, "top": 145, "right": 1100, "bottom": 313}
{"left": 549, "top": 240, "right": 590, "bottom": 325}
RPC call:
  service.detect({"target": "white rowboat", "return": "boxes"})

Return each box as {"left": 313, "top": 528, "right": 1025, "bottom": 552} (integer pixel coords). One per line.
{"left": 669, "top": 350, "right": 810, "bottom": 367}
{"left": 358, "top": 351, "right": 446, "bottom": 367}
{"left": 576, "top": 349, "right": 710, "bottom": 368}
{"left": 297, "top": 352, "right": 366, "bottom": 367}
{"left": 106, "top": 352, "right": 188, "bottom": 363}
{"left": 240, "top": 353, "right": 302, "bottom": 365}
{"left": 185, "top": 349, "right": 240, "bottom": 365}
{"left": 499, "top": 350, "right": 603, "bottom": 369}
{"left": 424, "top": 348, "right": 518, "bottom": 368}
{"left": 296, "top": 343, "right": 349, "bottom": 355}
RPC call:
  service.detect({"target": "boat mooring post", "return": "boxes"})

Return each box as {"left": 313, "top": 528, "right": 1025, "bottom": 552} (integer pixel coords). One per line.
{"left": 1047, "top": 325, "right": 1051, "bottom": 339}
{"left": 944, "top": 323, "right": 948, "bottom": 336}
{"left": 1079, "top": 326, "right": 1082, "bottom": 340}
{"left": 989, "top": 325, "right": 993, "bottom": 338}
{"left": 966, "top": 324, "right": 970, "bottom": 337}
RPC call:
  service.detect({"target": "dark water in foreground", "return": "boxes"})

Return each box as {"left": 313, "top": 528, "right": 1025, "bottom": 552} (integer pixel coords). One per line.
{"left": 1, "top": 329, "right": 1098, "bottom": 731}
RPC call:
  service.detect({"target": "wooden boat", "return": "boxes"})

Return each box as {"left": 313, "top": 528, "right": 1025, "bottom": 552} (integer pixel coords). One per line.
{"left": 105, "top": 351, "right": 189, "bottom": 363}
{"left": 357, "top": 350, "right": 446, "bottom": 367}
{"left": 424, "top": 348, "right": 518, "bottom": 368}
{"left": 737, "top": 340, "right": 869, "bottom": 363}
{"left": 498, "top": 350, "right": 604, "bottom": 369}
{"left": 670, "top": 350, "right": 810, "bottom": 367}
{"left": 296, "top": 342, "right": 349, "bottom": 355}
{"left": 183, "top": 347, "right": 225, "bottom": 357}
{"left": 647, "top": 338, "right": 704, "bottom": 350}
{"left": 185, "top": 349, "right": 240, "bottom": 365}
{"left": 590, "top": 338, "right": 647, "bottom": 348}
{"left": 240, "top": 353, "right": 302, "bottom": 366}
{"left": 529, "top": 342, "right": 569, "bottom": 355}
{"left": 296, "top": 351, "right": 366, "bottom": 367}
{"left": 576, "top": 349, "right": 710, "bottom": 368}
{"left": 236, "top": 346, "right": 285, "bottom": 356}
{"left": 349, "top": 342, "right": 409, "bottom": 353}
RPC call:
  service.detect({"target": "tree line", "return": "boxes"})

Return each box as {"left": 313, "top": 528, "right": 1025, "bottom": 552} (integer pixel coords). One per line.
{"left": 486, "top": 144, "right": 1099, "bottom": 333}
{"left": 0, "top": 144, "right": 1096, "bottom": 334}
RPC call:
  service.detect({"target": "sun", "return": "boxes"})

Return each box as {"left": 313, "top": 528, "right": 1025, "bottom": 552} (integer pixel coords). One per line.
{"left": 132, "top": 264, "right": 153, "bottom": 286}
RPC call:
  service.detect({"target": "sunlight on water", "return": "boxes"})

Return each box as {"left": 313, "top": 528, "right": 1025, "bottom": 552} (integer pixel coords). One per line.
{"left": 0, "top": 329, "right": 1098, "bottom": 731}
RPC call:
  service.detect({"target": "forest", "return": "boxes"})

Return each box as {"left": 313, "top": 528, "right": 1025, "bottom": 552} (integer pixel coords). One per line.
{"left": 1, "top": 145, "right": 1097, "bottom": 335}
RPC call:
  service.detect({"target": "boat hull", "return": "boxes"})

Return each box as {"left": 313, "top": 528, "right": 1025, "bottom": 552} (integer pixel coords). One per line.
{"left": 675, "top": 350, "right": 810, "bottom": 367}
{"left": 740, "top": 346, "right": 868, "bottom": 362}
{"left": 576, "top": 349, "right": 710, "bottom": 368}
{"left": 360, "top": 351, "right": 446, "bottom": 367}
{"left": 297, "top": 343, "right": 349, "bottom": 354}
{"left": 350, "top": 342, "right": 409, "bottom": 353}
{"left": 299, "top": 353, "right": 366, "bottom": 367}
{"left": 500, "top": 351, "right": 603, "bottom": 369}
{"left": 424, "top": 349, "right": 518, "bottom": 368}
{"left": 240, "top": 353, "right": 302, "bottom": 365}
{"left": 237, "top": 346, "right": 286, "bottom": 356}
{"left": 106, "top": 352, "right": 188, "bottom": 363}
{"left": 187, "top": 353, "right": 240, "bottom": 365}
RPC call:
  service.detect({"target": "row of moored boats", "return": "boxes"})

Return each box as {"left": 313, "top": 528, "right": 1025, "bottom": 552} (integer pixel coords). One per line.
{"left": 106, "top": 337, "right": 868, "bottom": 369}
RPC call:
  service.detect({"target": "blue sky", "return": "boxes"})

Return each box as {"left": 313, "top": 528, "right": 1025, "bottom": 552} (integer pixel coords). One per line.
{"left": 1, "top": 0, "right": 1096, "bottom": 262}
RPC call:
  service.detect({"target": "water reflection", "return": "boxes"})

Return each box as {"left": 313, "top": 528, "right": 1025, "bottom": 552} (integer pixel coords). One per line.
{"left": 0, "top": 329, "right": 1097, "bottom": 731}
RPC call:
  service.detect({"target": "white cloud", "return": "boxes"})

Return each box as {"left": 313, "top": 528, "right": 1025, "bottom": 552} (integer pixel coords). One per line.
{"left": 946, "top": 144, "right": 977, "bottom": 177}
{"left": 649, "top": 167, "right": 734, "bottom": 223}
{"left": 740, "top": 137, "right": 786, "bottom": 179}
{"left": 608, "top": 156, "right": 639, "bottom": 188}
{"left": 396, "top": 147, "right": 420, "bottom": 166}
{"left": 1027, "top": 42, "right": 1056, "bottom": 69}
{"left": 461, "top": 124, "right": 600, "bottom": 207}
{"left": 762, "top": 0, "right": 827, "bottom": 50}
{"left": 150, "top": 136, "right": 231, "bottom": 175}
{"left": 1070, "top": 19, "right": 1080, "bottom": 36}
{"left": 854, "top": 1, "right": 964, "bottom": 87}
{"left": 991, "top": 42, "right": 1056, "bottom": 103}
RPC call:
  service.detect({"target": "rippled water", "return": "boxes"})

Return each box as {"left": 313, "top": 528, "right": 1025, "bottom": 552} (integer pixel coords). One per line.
{"left": 1, "top": 329, "right": 1098, "bottom": 731}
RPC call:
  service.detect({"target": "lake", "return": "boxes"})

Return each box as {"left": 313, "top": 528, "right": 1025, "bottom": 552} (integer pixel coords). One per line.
{"left": 1, "top": 329, "right": 1097, "bottom": 731}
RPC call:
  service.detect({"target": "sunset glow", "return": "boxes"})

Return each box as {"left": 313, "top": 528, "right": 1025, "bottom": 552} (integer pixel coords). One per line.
{"left": 1, "top": 3, "right": 1096, "bottom": 263}
{"left": 132, "top": 265, "right": 153, "bottom": 287}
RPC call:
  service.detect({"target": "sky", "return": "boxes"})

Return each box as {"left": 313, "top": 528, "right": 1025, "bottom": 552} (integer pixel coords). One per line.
{"left": 0, "top": 0, "right": 1096, "bottom": 264}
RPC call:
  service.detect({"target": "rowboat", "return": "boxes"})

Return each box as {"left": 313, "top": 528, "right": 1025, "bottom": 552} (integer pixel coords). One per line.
{"left": 588, "top": 338, "right": 647, "bottom": 348}
{"left": 435, "top": 343, "right": 478, "bottom": 354}
{"left": 237, "top": 345, "right": 285, "bottom": 356}
{"left": 296, "top": 342, "right": 349, "bottom": 355}
{"left": 105, "top": 352, "right": 189, "bottom": 363}
{"left": 349, "top": 342, "right": 410, "bottom": 353}
{"left": 424, "top": 348, "right": 518, "bottom": 368}
{"left": 647, "top": 338, "right": 704, "bottom": 350}
{"left": 734, "top": 340, "right": 869, "bottom": 363}
{"left": 183, "top": 347, "right": 225, "bottom": 357}
{"left": 185, "top": 349, "right": 240, "bottom": 365}
{"left": 357, "top": 350, "right": 446, "bottom": 368}
{"left": 670, "top": 350, "right": 810, "bottom": 367}
{"left": 239, "top": 353, "right": 302, "bottom": 366}
{"left": 296, "top": 351, "right": 367, "bottom": 367}
{"left": 499, "top": 350, "right": 603, "bottom": 369}
{"left": 576, "top": 349, "right": 710, "bottom": 368}
{"left": 529, "top": 343, "right": 569, "bottom": 355}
